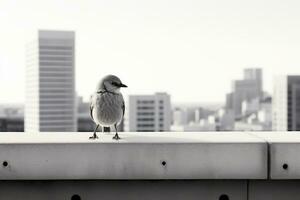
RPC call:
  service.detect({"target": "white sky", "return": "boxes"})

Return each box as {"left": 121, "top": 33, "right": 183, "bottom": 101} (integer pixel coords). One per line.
{"left": 0, "top": 0, "right": 300, "bottom": 104}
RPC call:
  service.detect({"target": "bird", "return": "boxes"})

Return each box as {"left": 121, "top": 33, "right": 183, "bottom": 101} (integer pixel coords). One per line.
{"left": 89, "top": 75, "right": 127, "bottom": 140}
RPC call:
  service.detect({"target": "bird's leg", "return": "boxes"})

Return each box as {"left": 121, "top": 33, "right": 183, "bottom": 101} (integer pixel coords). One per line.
{"left": 89, "top": 124, "right": 99, "bottom": 139}
{"left": 112, "top": 124, "right": 121, "bottom": 140}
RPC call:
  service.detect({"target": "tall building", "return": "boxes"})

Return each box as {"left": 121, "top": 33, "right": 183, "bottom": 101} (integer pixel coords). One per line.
{"left": 124, "top": 93, "right": 171, "bottom": 132}
{"left": 226, "top": 68, "right": 263, "bottom": 117}
{"left": 25, "top": 30, "right": 77, "bottom": 132}
{"left": 244, "top": 68, "right": 263, "bottom": 91}
{"left": 226, "top": 93, "right": 234, "bottom": 110}
{"left": 273, "top": 76, "right": 300, "bottom": 131}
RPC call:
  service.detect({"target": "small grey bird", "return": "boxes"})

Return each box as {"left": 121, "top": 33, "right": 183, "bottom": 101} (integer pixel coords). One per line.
{"left": 89, "top": 75, "right": 127, "bottom": 140}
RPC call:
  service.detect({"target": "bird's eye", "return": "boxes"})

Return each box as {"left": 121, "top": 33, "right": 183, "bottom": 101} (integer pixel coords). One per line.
{"left": 111, "top": 82, "right": 118, "bottom": 86}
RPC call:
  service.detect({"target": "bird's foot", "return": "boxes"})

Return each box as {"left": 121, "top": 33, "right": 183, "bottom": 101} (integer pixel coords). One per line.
{"left": 112, "top": 133, "right": 121, "bottom": 140}
{"left": 89, "top": 134, "right": 99, "bottom": 140}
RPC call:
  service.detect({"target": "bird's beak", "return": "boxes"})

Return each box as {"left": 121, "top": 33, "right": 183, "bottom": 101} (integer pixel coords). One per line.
{"left": 120, "top": 83, "right": 127, "bottom": 88}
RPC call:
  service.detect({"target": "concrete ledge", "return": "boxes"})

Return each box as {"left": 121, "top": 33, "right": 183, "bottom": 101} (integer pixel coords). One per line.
{"left": 0, "top": 132, "right": 267, "bottom": 180}
{"left": 251, "top": 132, "right": 300, "bottom": 179}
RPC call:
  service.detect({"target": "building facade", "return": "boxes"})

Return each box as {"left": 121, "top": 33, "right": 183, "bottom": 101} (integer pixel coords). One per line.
{"left": 124, "top": 93, "right": 171, "bottom": 132}
{"left": 226, "top": 68, "right": 263, "bottom": 117}
{"left": 0, "top": 105, "right": 24, "bottom": 132}
{"left": 273, "top": 76, "right": 300, "bottom": 131}
{"left": 25, "top": 30, "right": 77, "bottom": 132}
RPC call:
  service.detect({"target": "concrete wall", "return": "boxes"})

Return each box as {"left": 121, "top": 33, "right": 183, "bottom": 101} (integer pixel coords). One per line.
{"left": 0, "top": 132, "right": 300, "bottom": 199}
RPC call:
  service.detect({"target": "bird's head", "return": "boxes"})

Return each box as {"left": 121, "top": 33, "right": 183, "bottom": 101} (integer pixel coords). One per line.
{"left": 97, "top": 75, "right": 127, "bottom": 93}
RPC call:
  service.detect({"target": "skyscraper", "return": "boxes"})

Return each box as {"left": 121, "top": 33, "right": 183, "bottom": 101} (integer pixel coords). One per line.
{"left": 25, "top": 30, "right": 77, "bottom": 132}
{"left": 124, "top": 93, "right": 171, "bottom": 132}
{"left": 273, "top": 76, "right": 300, "bottom": 131}
{"left": 244, "top": 68, "right": 263, "bottom": 91}
{"left": 226, "top": 68, "right": 263, "bottom": 117}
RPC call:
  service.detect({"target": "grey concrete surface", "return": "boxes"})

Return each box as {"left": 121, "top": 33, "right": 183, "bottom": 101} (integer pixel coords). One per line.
{"left": 0, "top": 132, "right": 267, "bottom": 144}
{"left": 250, "top": 132, "right": 300, "bottom": 179}
{"left": 0, "top": 180, "right": 247, "bottom": 200}
{"left": 248, "top": 180, "right": 300, "bottom": 200}
{"left": 0, "top": 132, "right": 300, "bottom": 199}
{"left": 0, "top": 132, "right": 267, "bottom": 179}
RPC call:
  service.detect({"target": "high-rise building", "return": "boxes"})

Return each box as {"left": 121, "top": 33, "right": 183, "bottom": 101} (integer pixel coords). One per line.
{"left": 226, "top": 68, "right": 263, "bottom": 117}
{"left": 124, "top": 93, "right": 171, "bottom": 132}
{"left": 273, "top": 76, "right": 300, "bottom": 131}
{"left": 226, "top": 93, "right": 234, "bottom": 110}
{"left": 25, "top": 30, "right": 77, "bottom": 132}
{"left": 244, "top": 68, "right": 263, "bottom": 91}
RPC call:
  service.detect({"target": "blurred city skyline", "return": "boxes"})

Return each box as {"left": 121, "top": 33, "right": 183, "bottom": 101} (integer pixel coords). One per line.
{"left": 1, "top": 0, "right": 300, "bottom": 104}
{"left": 1, "top": 64, "right": 299, "bottom": 132}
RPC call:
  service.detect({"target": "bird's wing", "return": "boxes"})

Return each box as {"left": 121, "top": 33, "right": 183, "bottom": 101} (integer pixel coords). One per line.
{"left": 90, "top": 104, "right": 94, "bottom": 121}
{"left": 90, "top": 95, "right": 94, "bottom": 121}
{"left": 122, "top": 99, "right": 125, "bottom": 117}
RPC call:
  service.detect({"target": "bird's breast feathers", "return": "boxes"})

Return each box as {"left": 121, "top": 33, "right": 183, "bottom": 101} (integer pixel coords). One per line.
{"left": 91, "top": 93, "right": 124, "bottom": 126}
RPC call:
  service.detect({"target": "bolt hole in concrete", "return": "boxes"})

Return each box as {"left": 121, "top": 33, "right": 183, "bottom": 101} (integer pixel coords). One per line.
{"left": 2, "top": 161, "right": 8, "bottom": 167}
{"left": 161, "top": 161, "right": 167, "bottom": 166}
{"left": 219, "top": 194, "right": 229, "bottom": 200}
{"left": 71, "top": 194, "right": 81, "bottom": 200}
{"left": 283, "top": 163, "right": 288, "bottom": 170}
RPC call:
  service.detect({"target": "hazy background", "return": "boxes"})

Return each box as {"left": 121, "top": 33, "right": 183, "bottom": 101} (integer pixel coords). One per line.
{"left": 1, "top": 0, "right": 300, "bottom": 104}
